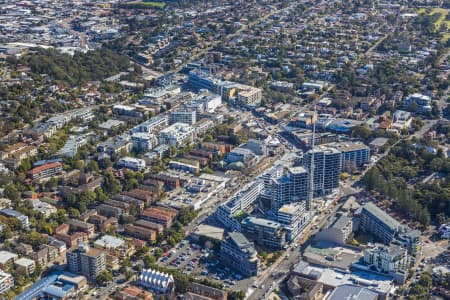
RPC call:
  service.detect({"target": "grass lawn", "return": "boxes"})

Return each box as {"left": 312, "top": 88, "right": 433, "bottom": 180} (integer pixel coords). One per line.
{"left": 418, "top": 7, "right": 450, "bottom": 30}
{"left": 442, "top": 33, "right": 450, "bottom": 43}
{"left": 123, "top": 1, "right": 166, "bottom": 9}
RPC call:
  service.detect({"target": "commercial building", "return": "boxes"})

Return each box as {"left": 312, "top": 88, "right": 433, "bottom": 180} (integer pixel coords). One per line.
{"left": 192, "top": 224, "right": 225, "bottom": 242}
{"left": 138, "top": 269, "right": 174, "bottom": 294}
{"left": 169, "top": 109, "right": 197, "bottom": 125}
{"left": 315, "top": 213, "right": 353, "bottom": 245}
{"left": 220, "top": 232, "right": 260, "bottom": 277}
{"left": 303, "top": 146, "right": 341, "bottom": 198}
{"left": 241, "top": 217, "right": 286, "bottom": 249}
{"left": 66, "top": 244, "right": 106, "bottom": 282}
{"left": 327, "top": 284, "right": 378, "bottom": 300}
{"left": 118, "top": 157, "right": 146, "bottom": 171}
{"left": 360, "top": 202, "right": 401, "bottom": 244}
{"left": 158, "top": 123, "right": 195, "bottom": 147}
{"left": 0, "top": 270, "right": 13, "bottom": 294}
{"left": 292, "top": 260, "right": 393, "bottom": 299}
{"left": 26, "top": 162, "right": 63, "bottom": 180}
{"left": 286, "top": 276, "right": 323, "bottom": 300}
{"left": 16, "top": 272, "right": 87, "bottom": 300}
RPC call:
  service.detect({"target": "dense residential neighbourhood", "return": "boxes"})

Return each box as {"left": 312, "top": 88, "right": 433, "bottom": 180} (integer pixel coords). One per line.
{"left": 0, "top": 0, "right": 449, "bottom": 299}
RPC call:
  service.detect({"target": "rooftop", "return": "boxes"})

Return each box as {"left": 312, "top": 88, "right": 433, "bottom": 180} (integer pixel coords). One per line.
{"left": 94, "top": 235, "right": 125, "bottom": 249}
{"left": 193, "top": 224, "right": 225, "bottom": 241}
{"left": 330, "top": 213, "right": 351, "bottom": 230}
{"left": 327, "top": 284, "right": 378, "bottom": 300}
{"left": 228, "top": 232, "right": 251, "bottom": 248}
{"left": 362, "top": 202, "right": 400, "bottom": 231}
{"left": 0, "top": 251, "right": 18, "bottom": 264}
{"left": 15, "top": 257, "right": 35, "bottom": 267}
{"left": 242, "top": 216, "right": 282, "bottom": 229}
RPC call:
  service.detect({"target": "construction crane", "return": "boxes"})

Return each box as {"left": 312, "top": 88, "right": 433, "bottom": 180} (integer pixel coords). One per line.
{"left": 307, "top": 98, "right": 317, "bottom": 213}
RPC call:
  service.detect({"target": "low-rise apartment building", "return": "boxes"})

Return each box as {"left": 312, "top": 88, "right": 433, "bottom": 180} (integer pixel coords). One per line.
{"left": 220, "top": 232, "right": 260, "bottom": 277}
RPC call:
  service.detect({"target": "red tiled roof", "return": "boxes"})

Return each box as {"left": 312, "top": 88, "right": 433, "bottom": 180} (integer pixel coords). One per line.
{"left": 27, "top": 162, "right": 62, "bottom": 175}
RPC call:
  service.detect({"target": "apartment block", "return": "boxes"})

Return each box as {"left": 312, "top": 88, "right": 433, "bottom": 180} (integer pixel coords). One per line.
{"left": 0, "top": 270, "right": 13, "bottom": 294}
{"left": 26, "top": 162, "right": 63, "bottom": 180}
{"left": 303, "top": 146, "right": 341, "bottom": 199}
{"left": 158, "top": 123, "right": 195, "bottom": 147}
{"left": 169, "top": 109, "right": 197, "bottom": 125}
{"left": 241, "top": 217, "right": 286, "bottom": 249}
{"left": 363, "top": 244, "right": 408, "bottom": 283}
{"left": 14, "top": 258, "right": 35, "bottom": 276}
{"left": 277, "top": 202, "right": 310, "bottom": 242}
{"left": 220, "top": 232, "right": 260, "bottom": 277}
{"left": 316, "top": 213, "right": 353, "bottom": 245}
{"left": 360, "top": 202, "right": 401, "bottom": 244}
{"left": 118, "top": 157, "right": 146, "bottom": 171}
{"left": 125, "top": 224, "right": 157, "bottom": 242}
{"left": 67, "top": 244, "right": 106, "bottom": 282}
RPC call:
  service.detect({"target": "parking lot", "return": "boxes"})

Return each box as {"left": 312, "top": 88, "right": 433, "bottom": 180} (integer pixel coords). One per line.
{"left": 156, "top": 239, "right": 257, "bottom": 290}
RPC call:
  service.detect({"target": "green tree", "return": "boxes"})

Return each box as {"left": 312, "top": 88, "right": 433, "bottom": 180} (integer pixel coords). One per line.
{"left": 229, "top": 290, "right": 246, "bottom": 300}
{"left": 95, "top": 270, "right": 113, "bottom": 286}
{"left": 4, "top": 184, "right": 20, "bottom": 202}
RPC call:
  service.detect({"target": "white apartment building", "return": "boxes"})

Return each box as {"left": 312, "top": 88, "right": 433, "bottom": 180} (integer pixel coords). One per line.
{"left": 158, "top": 123, "right": 195, "bottom": 147}
{"left": 131, "top": 132, "right": 156, "bottom": 151}
{"left": 131, "top": 116, "right": 168, "bottom": 134}
{"left": 363, "top": 244, "right": 409, "bottom": 283}
{"left": 277, "top": 202, "right": 310, "bottom": 241}
{"left": 0, "top": 270, "right": 13, "bottom": 294}
{"left": 237, "top": 86, "right": 262, "bottom": 107}
{"left": 118, "top": 157, "right": 146, "bottom": 171}
{"left": 169, "top": 109, "right": 197, "bottom": 125}
{"left": 216, "top": 180, "right": 264, "bottom": 231}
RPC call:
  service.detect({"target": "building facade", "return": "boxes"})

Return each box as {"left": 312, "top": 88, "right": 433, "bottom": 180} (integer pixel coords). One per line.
{"left": 360, "top": 202, "right": 400, "bottom": 244}
{"left": 303, "top": 147, "right": 341, "bottom": 197}
{"left": 220, "top": 232, "right": 260, "bottom": 277}
{"left": 66, "top": 244, "right": 106, "bottom": 282}
{"left": 241, "top": 217, "right": 286, "bottom": 249}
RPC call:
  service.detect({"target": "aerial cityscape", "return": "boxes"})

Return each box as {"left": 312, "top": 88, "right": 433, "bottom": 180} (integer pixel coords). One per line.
{"left": 0, "top": 0, "right": 449, "bottom": 299}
